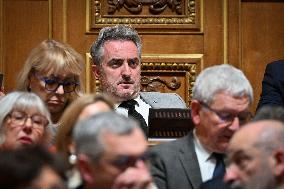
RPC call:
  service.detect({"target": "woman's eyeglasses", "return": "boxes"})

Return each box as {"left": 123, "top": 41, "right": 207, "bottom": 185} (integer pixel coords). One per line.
{"left": 34, "top": 73, "right": 79, "bottom": 93}
{"left": 7, "top": 111, "right": 49, "bottom": 129}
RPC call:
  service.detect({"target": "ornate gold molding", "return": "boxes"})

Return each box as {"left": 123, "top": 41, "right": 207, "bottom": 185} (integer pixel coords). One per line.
{"left": 87, "top": 0, "right": 200, "bottom": 33}
{"left": 141, "top": 61, "right": 197, "bottom": 104}
{"left": 85, "top": 53, "right": 91, "bottom": 93}
{"left": 107, "top": 0, "right": 183, "bottom": 15}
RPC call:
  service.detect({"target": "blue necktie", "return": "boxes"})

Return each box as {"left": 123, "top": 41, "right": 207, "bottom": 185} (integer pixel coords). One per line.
{"left": 212, "top": 153, "right": 226, "bottom": 179}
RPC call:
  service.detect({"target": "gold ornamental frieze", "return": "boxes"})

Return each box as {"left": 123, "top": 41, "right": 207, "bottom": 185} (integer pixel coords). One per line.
{"left": 88, "top": 0, "right": 200, "bottom": 33}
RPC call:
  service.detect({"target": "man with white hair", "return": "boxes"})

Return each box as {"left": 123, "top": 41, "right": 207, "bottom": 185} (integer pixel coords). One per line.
{"left": 150, "top": 64, "right": 253, "bottom": 189}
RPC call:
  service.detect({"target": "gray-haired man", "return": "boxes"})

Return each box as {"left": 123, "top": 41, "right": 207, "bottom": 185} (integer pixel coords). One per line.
{"left": 74, "top": 112, "right": 156, "bottom": 189}
{"left": 90, "top": 25, "right": 187, "bottom": 136}
{"left": 150, "top": 64, "right": 253, "bottom": 189}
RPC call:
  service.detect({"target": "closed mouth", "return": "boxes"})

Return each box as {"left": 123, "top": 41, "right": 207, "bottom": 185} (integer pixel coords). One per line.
{"left": 19, "top": 136, "right": 33, "bottom": 144}
{"left": 48, "top": 100, "right": 64, "bottom": 105}
{"left": 118, "top": 81, "right": 134, "bottom": 85}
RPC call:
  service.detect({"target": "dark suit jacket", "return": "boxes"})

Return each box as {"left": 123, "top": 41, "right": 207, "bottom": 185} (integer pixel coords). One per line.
{"left": 257, "top": 60, "right": 284, "bottom": 110}
{"left": 150, "top": 132, "right": 202, "bottom": 189}
{"left": 199, "top": 177, "right": 229, "bottom": 189}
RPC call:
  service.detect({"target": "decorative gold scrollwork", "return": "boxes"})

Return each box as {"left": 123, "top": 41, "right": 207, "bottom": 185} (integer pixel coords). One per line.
{"left": 108, "top": 0, "right": 142, "bottom": 14}
{"left": 140, "top": 76, "right": 181, "bottom": 92}
{"left": 107, "top": 0, "right": 182, "bottom": 15}
{"left": 92, "top": 0, "right": 197, "bottom": 26}
{"left": 141, "top": 61, "right": 197, "bottom": 103}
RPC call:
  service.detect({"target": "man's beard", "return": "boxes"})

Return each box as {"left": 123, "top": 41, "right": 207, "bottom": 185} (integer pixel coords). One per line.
{"left": 104, "top": 83, "right": 140, "bottom": 101}
{"left": 100, "top": 78, "right": 140, "bottom": 102}
{"left": 229, "top": 162, "right": 276, "bottom": 189}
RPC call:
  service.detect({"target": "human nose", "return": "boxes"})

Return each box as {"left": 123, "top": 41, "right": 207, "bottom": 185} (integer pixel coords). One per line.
{"left": 121, "top": 62, "right": 131, "bottom": 76}
{"left": 224, "top": 164, "right": 239, "bottom": 184}
{"left": 228, "top": 117, "right": 240, "bottom": 131}
{"left": 22, "top": 117, "right": 33, "bottom": 131}
{"left": 55, "top": 84, "right": 65, "bottom": 94}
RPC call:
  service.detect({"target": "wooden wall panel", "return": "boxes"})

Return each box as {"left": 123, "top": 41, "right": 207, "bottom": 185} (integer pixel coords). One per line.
{"left": 1, "top": 0, "right": 284, "bottom": 112}
{"left": 1, "top": 0, "right": 50, "bottom": 92}
{"left": 203, "top": 0, "right": 224, "bottom": 69}
{"left": 52, "top": 0, "right": 64, "bottom": 40}
{"left": 228, "top": 0, "right": 241, "bottom": 68}
{"left": 241, "top": 1, "right": 284, "bottom": 111}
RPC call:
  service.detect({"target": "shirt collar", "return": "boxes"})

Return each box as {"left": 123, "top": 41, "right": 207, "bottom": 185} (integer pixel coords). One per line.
{"left": 193, "top": 129, "right": 212, "bottom": 162}
{"left": 115, "top": 95, "right": 141, "bottom": 109}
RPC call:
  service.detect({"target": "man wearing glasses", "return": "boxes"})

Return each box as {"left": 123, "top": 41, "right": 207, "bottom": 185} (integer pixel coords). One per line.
{"left": 73, "top": 112, "right": 157, "bottom": 189}
{"left": 150, "top": 64, "right": 253, "bottom": 189}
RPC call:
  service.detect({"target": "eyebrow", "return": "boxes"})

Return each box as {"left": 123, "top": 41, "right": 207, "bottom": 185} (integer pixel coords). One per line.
{"left": 107, "top": 58, "right": 123, "bottom": 64}
{"left": 108, "top": 57, "right": 139, "bottom": 62}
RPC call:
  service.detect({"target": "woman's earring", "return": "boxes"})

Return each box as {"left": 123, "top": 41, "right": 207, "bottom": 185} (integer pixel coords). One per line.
{"left": 69, "top": 153, "right": 77, "bottom": 165}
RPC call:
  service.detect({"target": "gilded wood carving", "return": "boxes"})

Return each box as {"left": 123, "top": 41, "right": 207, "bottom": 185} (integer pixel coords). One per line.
{"left": 88, "top": 0, "right": 200, "bottom": 32}
{"left": 107, "top": 0, "right": 182, "bottom": 15}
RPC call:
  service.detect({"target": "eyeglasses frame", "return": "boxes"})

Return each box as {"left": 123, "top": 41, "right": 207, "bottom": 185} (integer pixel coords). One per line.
{"left": 33, "top": 72, "right": 79, "bottom": 93}
{"left": 7, "top": 111, "right": 49, "bottom": 129}
{"left": 199, "top": 101, "right": 252, "bottom": 124}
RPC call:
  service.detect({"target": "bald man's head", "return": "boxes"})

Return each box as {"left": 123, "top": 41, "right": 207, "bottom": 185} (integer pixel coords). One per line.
{"left": 225, "top": 120, "right": 284, "bottom": 189}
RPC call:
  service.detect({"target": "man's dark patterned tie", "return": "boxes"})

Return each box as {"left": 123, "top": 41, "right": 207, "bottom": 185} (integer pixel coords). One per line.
{"left": 212, "top": 153, "right": 226, "bottom": 179}
{"left": 119, "top": 99, "right": 148, "bottom": 136}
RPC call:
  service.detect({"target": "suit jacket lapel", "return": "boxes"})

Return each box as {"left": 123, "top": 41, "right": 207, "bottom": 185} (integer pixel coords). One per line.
{"left": 178, "top": 133, "right": 202, "bottom": 189}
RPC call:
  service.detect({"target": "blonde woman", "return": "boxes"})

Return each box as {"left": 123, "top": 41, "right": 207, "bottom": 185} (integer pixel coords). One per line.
{"left": 17, "top": 39, "right": 84, "bottom": 125}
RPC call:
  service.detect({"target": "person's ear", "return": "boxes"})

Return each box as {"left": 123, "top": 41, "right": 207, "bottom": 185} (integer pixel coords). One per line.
{"left": 190, "top": 100, "right": 202, "bottom": 125}
{"left": 77, "top": 154, "right": 95, "bottom": 184}
{"left": 92, "top": 64, "right": 100, "bottom": 79}
{"left": 272, "top": 149, "right": 284, "bottom": 177}
{"left": 68, "top": 141, "right": 75, "bottom": 155}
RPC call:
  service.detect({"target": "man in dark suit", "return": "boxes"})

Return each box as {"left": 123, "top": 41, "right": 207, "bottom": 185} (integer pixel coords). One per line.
{"left": 199, "top": 105, "right": 284, "bottom": 189}
{"left": 150, "top": 64, "right": 253, "bottom": 189}
{"left": 257, "top": 60, "right": 284, "bottom": 110}
{"left": 90, "top": 25, "right": 187, "bottom": 136}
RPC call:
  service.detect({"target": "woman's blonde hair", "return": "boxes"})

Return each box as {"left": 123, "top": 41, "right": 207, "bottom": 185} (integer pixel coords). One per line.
{"left": 55, "top": 93, "right": 114, "bottom": 165}
{"left": 17, "top": 39, "right": 85, "bottom": 100}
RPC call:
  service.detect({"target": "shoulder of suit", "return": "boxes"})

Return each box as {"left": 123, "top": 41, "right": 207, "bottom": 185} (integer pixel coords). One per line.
{"left": 140, "top": 92, "right": 185, "bottom": 103}
{"left": 266, "top": 60, "right": 284, "bottom": 76}
{"left": 268, "top": 60, "right": 284, "bottom": 69}
{"left": 150, "top": 134, "right": 193, "bottom": 153}
{"left": 140, "top": 91, "right": 178, "bottom": 97}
